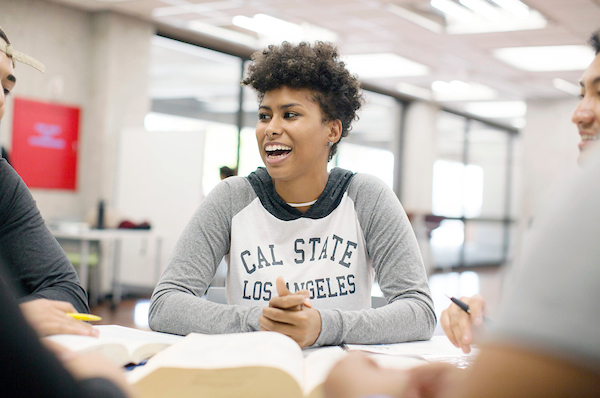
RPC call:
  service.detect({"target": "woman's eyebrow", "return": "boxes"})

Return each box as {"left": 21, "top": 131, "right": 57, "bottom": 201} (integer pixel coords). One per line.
{"left": 279, "top": 103, "right": 301, "bottom": 110}
{"left": 7, "top": 74, "right": 16, "bottom": 83}
{"left": 259, "top": 102, "right": 303, "bottom": 111}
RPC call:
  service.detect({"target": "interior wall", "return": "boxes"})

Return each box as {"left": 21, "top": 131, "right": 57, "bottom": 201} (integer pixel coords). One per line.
{"left": 0, "top": 0, "right": 154, "bottom": 223}
{"left": 401, "top": 101, "right": 439, "bottom": 214}
{"left": 115, "top": 128, "right": 207, "bottom": 286}
{"left": 0, "top": 0, "right": 93, "bottom": 219}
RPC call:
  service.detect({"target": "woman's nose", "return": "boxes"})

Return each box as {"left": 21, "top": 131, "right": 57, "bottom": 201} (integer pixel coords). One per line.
{"left": 265, "top": 120, "right": 282, "bottom": 137}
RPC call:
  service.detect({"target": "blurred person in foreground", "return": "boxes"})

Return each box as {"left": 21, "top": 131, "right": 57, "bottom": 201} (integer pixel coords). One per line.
{"left": 323, "top": 30, "right": 600, "bottom": 398}
{"left": 440, "top": 29, "right": 600, "bottom": 355}
{"left": 0, "top": 27, "right": 97, "bottom": 338}
{"left": 325, "top": 150, "right": 600, "bottom": 398}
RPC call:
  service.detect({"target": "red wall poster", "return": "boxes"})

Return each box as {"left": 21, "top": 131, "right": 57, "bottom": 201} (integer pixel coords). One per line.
{"left": 11, "top": 98, "right": 80, "bottom": 190}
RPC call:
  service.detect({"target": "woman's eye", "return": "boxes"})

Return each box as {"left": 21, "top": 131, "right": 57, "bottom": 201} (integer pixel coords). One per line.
{"left": 258, "top": 113, "right": 271, "bottom": 120}
{"left": 3, "top": 88, "right": 9, "bottom": 95}
{"left": 284, "top": 112, "right": 297, "bottom": 118}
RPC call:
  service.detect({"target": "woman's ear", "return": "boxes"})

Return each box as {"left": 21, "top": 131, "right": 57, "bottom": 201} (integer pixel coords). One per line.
{"left": 328, "top": 119, "right": 343, "bottom": 144}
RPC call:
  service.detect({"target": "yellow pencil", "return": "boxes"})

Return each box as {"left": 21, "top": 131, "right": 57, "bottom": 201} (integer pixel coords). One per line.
{"left": 66, "top": 313, "right": 102, "bottom": 322}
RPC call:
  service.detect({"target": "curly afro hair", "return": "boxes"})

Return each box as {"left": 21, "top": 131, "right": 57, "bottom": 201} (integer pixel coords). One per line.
{"left": 242, "top": 41, "right": 364, "bottom": 160}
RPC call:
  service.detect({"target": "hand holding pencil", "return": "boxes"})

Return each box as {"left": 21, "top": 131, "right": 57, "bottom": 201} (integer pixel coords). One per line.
{"left": 19, "top": 298, "right": 100, "bottom": 338}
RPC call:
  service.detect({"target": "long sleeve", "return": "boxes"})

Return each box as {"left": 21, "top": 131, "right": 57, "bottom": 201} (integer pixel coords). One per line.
{"left": 315, "top": 174, "right": 436, "bottom": 346}
{"left": 0, "top": 159, "right": 89, "bottom": 313}
{"left": 0, "top": 274, "right": 126, "bottom": 398}
{"left": 149, "top": 177, "right": 262, "bottom": 335}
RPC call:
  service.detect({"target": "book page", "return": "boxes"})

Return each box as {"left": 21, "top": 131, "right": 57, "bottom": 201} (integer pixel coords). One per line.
{"left": 93, "top": 325, "right": 183, "bottom": 364}
{"left": 128, "top": 331, "right": 306, "bottom": 395}
{"left": 345, "top": 336, "right": 478, "bottom": 368}
{"left": 46, "top": 334, "right": 130, "bottom": 366}
{"left": 45, "top": 325, "right": 183, "bottom": 366}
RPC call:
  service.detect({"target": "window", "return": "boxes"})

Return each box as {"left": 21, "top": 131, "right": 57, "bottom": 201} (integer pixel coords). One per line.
{"left": 149, "top": 36, "right": 243, "bottom": 196}
{"left": 430, "top": 111, "right": 517, "bottom": 269}
{"left": 335, "top": 90, "right": 401, "bottom": 190}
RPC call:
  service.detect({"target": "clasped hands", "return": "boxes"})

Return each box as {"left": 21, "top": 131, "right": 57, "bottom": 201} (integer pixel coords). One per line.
{"left": 259, "top": 276, "right": 322, "bottom": 348}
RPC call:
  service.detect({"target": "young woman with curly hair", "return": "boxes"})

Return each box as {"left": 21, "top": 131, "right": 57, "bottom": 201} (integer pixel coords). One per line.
{"left": 150, "top": 41, "right": 436, "bottom": 348}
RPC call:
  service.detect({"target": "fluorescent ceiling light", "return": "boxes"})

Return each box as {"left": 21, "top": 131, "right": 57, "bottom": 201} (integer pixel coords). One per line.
{"left": 511, "top": 117, "right": 526, "bottom": 129}
{"left": 432, "top": 0, "right": 546, "bottom": 34}
{"left": 396, "top": 82, "right": 433, "bottom": 100}
{"left": 465, "top": 101, "right": 527, "bottom": 118}
{"left": 431, "top": 80, "right": 498, "bottom": 101}
{"left": 446, "top": 8, "right": 546, "bottom": 34}
{"left": 233, "top": 14, "right": 302, "bottom": 37}
{"left": 553, "top": 78, "right": 581, "bottom": 97}
{"left": 187, "top": 20, "right": 258, "bottom": 48}
{"left": 232, "top": 14, "right": 337, "bottom": 44}
{"left": 344, "top": 53, "right": 429, "bottom": 78}
{"left": 386, "top": 4, "right": 443, "bottom": 33}
{"left": 430, "top": 0, "right": 475, "bottom": 23}
{"left": 493, "top": 45, "right": 595, "bottom": 71}
{"left": 459, "top": 0, "right": 500, "bottom": 21}
{"left": 489, "top": 0, "right": 529, "bottom": 19}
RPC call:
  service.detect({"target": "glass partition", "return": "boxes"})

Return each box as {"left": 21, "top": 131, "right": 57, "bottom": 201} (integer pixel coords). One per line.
{"left": 335, "top": 90, "right": 401, "bottom": 190}
{"left": 149, "top": 36, "right": 244, "bottom": 196}
{"left": 431, "top": 111, "right": 516, "bottom": 269}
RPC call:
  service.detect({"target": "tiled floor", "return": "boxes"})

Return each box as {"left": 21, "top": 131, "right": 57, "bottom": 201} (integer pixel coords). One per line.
{"left": 90, "top": 297, "right": 151, "bottom": 330}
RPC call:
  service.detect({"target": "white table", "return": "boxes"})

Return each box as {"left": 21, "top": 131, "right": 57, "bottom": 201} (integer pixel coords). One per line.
{"left": 52, "top": 229, "right": 162, "bottom": 307}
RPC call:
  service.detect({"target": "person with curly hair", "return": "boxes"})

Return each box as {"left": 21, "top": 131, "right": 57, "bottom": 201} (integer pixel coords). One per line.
{"left": 149, "top": 41, "right": 435, "bottom": 348}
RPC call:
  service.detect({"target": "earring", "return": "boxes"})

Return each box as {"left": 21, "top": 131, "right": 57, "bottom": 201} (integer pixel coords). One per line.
{"left": 327, "top": 141, "right": 333, "bottom": 148}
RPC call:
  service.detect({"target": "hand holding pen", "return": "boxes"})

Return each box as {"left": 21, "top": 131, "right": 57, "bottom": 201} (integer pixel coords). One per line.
{"left": 440, "top": 294, "right": 488, "bottom": 354}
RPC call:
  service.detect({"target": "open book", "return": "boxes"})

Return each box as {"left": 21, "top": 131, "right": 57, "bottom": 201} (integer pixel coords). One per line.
{"left": 127, "top": 331, "right": 426, "bottom": 398}
{"left": 45, "top": 325, "right": 183, "bottom": 367}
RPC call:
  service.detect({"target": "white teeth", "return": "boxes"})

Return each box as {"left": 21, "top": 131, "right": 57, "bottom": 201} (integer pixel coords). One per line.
{"left": 267, "top": 152, "right": 288, "bottom": 159}
{"left": 581, "top": 134, "right": 598, "bottom": 141}
{"left": 265, "top": 144, "right": 292, "bottom": 152}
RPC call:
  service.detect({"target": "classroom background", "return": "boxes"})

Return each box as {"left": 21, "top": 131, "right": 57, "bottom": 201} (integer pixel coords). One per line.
{"left": 0, "top": 0, "right": 595, "bottom": 334}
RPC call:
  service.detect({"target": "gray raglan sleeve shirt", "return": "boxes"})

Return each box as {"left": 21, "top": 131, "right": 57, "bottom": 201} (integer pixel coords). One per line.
{"left": 315, "top": 174, "right": 436, "bottom": 346}
{"left": 149, "top": 177, "right": 263, "bottom": 336}
{"left": 149, "top": 174, "right": 436, "bottom": 344}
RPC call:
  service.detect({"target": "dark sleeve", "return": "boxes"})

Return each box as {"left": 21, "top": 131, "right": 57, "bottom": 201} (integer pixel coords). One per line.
{"left": 0, "top": 275, "right": 127, "bottom": 398}
{"left": 0, "top": 159, "right": 89, "bottom": 313}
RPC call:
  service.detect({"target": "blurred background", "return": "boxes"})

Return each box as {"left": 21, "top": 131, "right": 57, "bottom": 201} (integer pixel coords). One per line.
{"left": 0, "top": 0, "right": 596, "bottom": 332}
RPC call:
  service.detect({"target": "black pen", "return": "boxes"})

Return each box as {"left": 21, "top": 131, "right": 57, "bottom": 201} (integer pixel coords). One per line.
{"left": 446, "top": 294, "right": 492, "bottom": 324}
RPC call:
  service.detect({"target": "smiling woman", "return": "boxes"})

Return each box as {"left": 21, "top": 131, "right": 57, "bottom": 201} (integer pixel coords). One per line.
{"left": 149, "top": 41, "right": 436, "bottom": 349}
